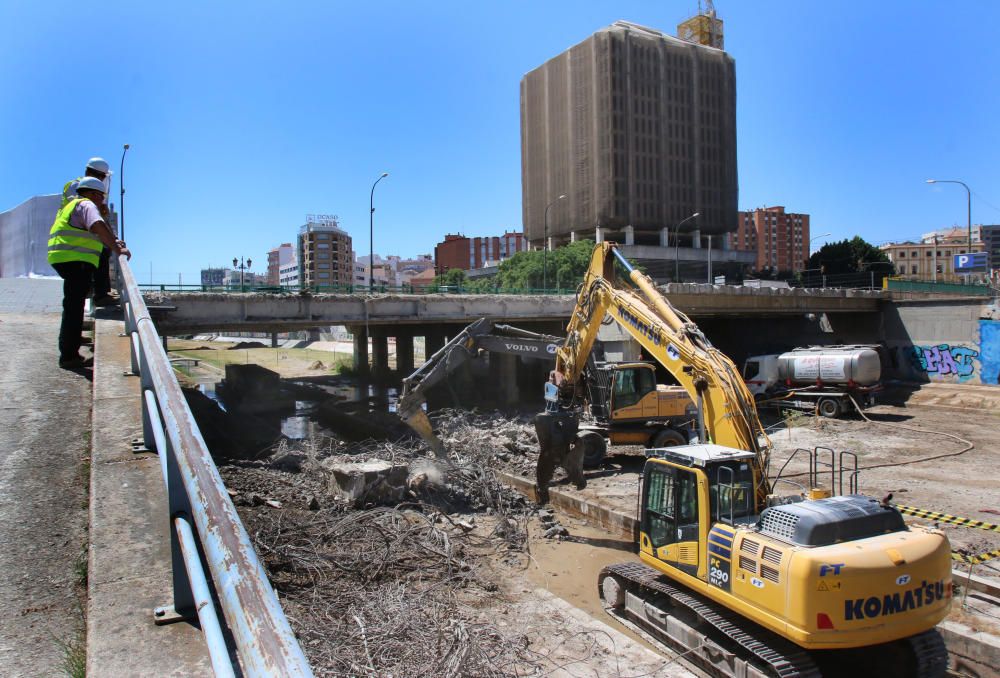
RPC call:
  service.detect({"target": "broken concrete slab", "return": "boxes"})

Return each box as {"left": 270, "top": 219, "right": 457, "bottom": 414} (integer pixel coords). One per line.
{"left": 324, "top": 459, "right": 409, "bottom": 506}
{"left": 939, "top": 620, "right": 1000, "bottom": 677}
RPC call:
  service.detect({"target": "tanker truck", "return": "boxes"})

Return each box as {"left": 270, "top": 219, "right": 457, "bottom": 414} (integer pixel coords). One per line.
{"left": 742, "top": 345, "right": 883, "bottom": 418}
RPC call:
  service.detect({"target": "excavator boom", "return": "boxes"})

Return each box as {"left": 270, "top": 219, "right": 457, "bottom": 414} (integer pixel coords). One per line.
{"left": 545, "top": 243, "right": 772, "bottom": 505}
{"left": 398, "top": 318, "right": 562, "bottom": 457}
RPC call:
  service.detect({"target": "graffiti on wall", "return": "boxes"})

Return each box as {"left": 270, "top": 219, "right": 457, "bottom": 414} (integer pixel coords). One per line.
{"left": 909, "top": 344, "right": 980, "bottom": 381}
{"left": 980, "top": 320, "right": 1000, "bottom": 385}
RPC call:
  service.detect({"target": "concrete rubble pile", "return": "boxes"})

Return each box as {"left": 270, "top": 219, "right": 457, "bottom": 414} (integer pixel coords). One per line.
{"left": 430, "top": 408, "right": 539, "bottom": 476}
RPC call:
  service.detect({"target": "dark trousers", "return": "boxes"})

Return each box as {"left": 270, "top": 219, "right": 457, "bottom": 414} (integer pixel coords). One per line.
{"left": 52, "top": 261, "right": 94, "bottom": 360}
{"left": 93, "top": 247, "right": 111, "bottom": 297}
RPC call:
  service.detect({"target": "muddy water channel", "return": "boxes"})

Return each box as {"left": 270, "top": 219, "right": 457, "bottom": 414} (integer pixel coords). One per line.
{"left": 183, "top": 364, "right": 416, "bottom": 459}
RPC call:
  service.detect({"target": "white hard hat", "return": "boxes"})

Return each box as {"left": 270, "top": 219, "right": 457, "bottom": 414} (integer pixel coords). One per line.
{"left": 77, "top": 176, "right": 108, "bottom": 194}
{"left": 86, "top": 157, "right": 111, "bottom": 175}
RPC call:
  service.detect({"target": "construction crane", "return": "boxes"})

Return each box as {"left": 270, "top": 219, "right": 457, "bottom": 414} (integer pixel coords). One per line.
{"left": 678, "top": 0, "right": 724, "bottom": 49}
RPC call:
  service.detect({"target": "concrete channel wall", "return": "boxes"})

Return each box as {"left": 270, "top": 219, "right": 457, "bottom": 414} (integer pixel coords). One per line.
{"left": 883, "top": 298, "right": 1000, "bottom": 385}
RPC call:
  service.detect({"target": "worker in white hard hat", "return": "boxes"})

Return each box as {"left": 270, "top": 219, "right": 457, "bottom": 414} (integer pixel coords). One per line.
{"left": 61, "top": 157, "right": 118, "bottom": 306}
{"left": 47, "top": 176, "right": 131, "bottom": 369}
{"left": 62, "top": 158, "right": 112, "bottom": 206}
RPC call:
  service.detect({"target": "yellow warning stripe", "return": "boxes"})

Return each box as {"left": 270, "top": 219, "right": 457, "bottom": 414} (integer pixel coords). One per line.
{"left": 952, "top": 549, "right": 1000, "bottom": 565}
{"left": 895, "top": 504, "right": 1000, "bottom": 533}
{"left": 895, "top": 505, "right": 1000, "bottom": 563}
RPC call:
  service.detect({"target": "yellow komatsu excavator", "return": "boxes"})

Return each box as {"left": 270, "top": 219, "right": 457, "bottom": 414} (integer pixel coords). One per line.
{"left": 535, "top": 243, "right": 952, "bottom": 677}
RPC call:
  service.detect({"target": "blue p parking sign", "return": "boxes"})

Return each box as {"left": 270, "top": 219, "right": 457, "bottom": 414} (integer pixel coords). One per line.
{"left": 954, "top": 252, "right": 987, "bottom": 272}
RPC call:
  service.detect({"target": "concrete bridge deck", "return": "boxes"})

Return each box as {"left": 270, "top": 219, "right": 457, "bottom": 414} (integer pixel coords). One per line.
{"left": 145, "top": 285, "right": 887, "bottom": 335}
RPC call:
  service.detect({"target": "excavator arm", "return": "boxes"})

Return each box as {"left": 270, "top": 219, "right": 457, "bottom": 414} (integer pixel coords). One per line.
{"left": 546, "top": 243, "right": 772, "bottom": 505}
{"left": 398, "top": 318, "right": 563, "bottom": 457}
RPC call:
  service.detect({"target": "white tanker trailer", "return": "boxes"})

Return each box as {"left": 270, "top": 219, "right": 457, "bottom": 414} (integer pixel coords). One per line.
{"left": 742, "top": 345, "right": 883, "bottom": 418}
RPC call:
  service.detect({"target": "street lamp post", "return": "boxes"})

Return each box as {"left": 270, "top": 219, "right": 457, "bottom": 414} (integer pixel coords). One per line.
{"left": 119, "top": 144, "right": 129, "bottom": 242}
{"left": 543, "top": 194, "right": 566, "bottom": 291}
{"left": 233, "top": 256, "right": 252, "bottom": 293}
{"left": 926, "top": 179, "right": 972, "bottom": 250}
{"left": 370, "top": 172, "right": 389, "bottom": 293}
{"left": 805, "top": 232, "right": 832, "bottom": 275}
{"left": 809, "top": 232, "right": 831, "bottom": 252}
{"left": 672, "top": 212, "right": 700, "bottom": 282}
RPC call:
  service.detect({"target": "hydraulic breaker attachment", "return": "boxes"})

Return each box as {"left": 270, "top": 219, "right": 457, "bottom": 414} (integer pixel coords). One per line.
{"left": 399, "top": 403, "right": 447, "bottom": 459}
{"left": 533, "top": 410, "right": 582, "bottom": 503}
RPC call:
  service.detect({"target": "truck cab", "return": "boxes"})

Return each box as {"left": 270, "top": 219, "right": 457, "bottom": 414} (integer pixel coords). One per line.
{"left": 742, "top": 355, "right": 779, "bottom": 397}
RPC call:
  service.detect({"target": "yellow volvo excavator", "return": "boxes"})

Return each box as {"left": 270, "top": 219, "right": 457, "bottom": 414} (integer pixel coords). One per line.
{"left": 397, "top": 318, "right": 698, "bottom": 465}
{"left": 535, "top": 243, "right": 952, "bottom": 677}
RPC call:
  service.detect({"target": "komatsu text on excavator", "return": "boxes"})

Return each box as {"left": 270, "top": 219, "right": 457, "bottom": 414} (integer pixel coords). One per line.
{"left": 535, "top": 243, "right": 952, "bottom": 677}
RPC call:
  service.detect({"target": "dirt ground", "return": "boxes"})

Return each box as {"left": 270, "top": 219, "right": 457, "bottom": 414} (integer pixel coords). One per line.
{"left": 169, "top": 337, "right": 354, "bottom": 378}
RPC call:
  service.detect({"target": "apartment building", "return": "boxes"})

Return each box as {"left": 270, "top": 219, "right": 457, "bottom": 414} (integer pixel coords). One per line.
{"left": 297, "top": 216, "right": 353, "bottom": 288}
{"left": 882, "top": 236, "right": 984, "bottom": 283}
{"left": 435, "top": 232, "right": 527, "bottom": 274}
{"left": 278, "top": 256, "right": 299, "bottom": 288}
{"left": 982, "top": 224, "right": 1000, "bottom": 273}
{"left": 266, "top": 243, "right": 294, "bottom": 286}
{"left": 735, "top": 206, "right": 810, "bottom": 273}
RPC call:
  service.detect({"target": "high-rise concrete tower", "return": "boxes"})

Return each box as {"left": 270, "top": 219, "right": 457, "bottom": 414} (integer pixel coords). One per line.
{"left": 520, "top": 19, "right": 737, "bottom": 251}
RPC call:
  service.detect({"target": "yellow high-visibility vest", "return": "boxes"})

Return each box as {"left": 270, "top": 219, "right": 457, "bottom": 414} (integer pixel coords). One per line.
{"left": 61, "top": 177, "right": 82, "bottom": 207}
{"left": 47, "top": 198, "right": 103, "bottom": 267}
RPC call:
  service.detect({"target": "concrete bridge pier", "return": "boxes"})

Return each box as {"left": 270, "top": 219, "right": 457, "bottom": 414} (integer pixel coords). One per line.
{"left": 372, "top": 332, "right": 390, "bottom": 379}
{"left": 270, "top": 332, "right": 278, "bottom": 348}
{"left": 396, "top": 333, "right": 414, "bottom": 377}
{"left": 425, "top": 329, "right": 446, "bottom": 360}
{"left": 352, "top": 327, "right": 370, "bottom": 376}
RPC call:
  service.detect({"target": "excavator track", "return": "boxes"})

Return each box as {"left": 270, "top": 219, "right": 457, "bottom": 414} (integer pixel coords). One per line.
{"left": 599, "top": 562, "right": 950, "bottom": 678}
{"left": 907, "top": 629, "right": 949, "bottom": 678}
{"left": 601, "top": 561, "right": 822, "bottom": 678}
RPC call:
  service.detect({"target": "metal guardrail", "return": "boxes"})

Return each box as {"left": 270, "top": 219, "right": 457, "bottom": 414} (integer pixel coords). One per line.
{"left": 118, "top": 255, "right": 314, "bottom": 677}
{"left": 883, "top": 277, "right": 995, "bottom": 297}
{"left": 138, "top": 282, "right": 577, "bottom": 295}
{"left": 789, "top": 271, "right": 890, "bottom": 290}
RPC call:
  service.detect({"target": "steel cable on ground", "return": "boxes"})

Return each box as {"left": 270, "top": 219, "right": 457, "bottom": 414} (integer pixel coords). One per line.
{"left": 774, "top": 394, "right": 974, "bottom": 478}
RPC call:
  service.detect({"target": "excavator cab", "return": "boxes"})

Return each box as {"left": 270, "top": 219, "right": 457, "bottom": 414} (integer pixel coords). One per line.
{"left": 639, "top": 445, "right": 760, "bottom": 580}
{"left": 610, "top": 364, "right": 657, "bottom": 411}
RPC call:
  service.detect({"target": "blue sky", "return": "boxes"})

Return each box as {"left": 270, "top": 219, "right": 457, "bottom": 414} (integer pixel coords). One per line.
{"left": 2, "top": 1, "right": 998, "bottom": 284}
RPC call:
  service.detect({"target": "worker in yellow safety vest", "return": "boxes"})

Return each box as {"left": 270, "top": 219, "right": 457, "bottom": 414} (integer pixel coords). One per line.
{"left": 62, "top": 157, "right": 119, "bottom": 306}
{"left": 48, "top": 176, "right": 131, "bottom": 369}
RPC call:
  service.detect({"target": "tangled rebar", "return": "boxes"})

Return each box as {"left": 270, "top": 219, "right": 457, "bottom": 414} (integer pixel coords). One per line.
{"left": 221, "top": 413, "right": 544, "bottom": 677}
